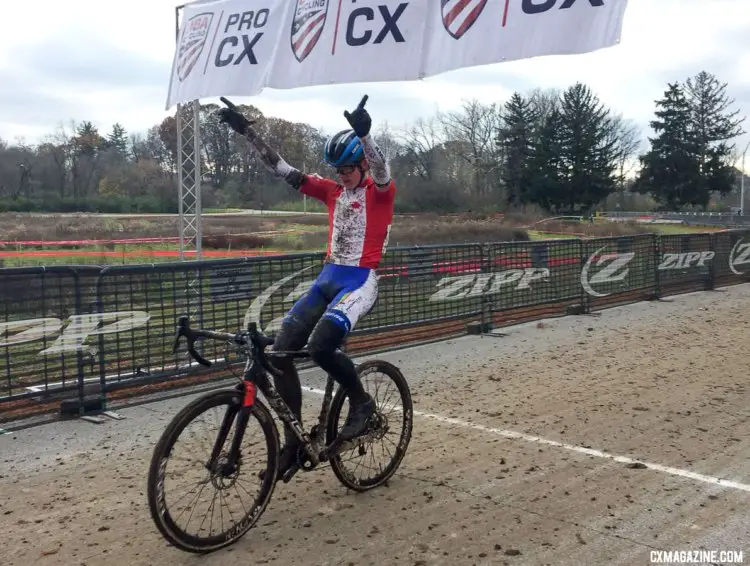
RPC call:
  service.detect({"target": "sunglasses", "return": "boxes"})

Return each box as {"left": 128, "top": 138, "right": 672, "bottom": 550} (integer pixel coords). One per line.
{"left": 335, "top": 165, "right": 357, "bottom": 176}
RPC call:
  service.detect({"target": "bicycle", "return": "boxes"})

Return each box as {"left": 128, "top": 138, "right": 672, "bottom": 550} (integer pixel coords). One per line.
{"left": 146, "top": 315, "right": 413, "bottom": 554}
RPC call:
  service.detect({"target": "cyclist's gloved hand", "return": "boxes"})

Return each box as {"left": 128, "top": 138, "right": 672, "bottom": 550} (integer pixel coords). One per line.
{"left": 218, "top": 105, "right": 254, "bottom": 136}
{"left": 344, "top": 95, "right": 371, "bottom": 138}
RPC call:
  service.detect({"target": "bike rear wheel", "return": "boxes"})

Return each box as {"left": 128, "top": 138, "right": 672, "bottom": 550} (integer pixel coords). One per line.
{"left": 147, "top": 389, "right": 279, "bottom": 553}
{"left": 326, "top": 360, "right": 413, "bottom": 492}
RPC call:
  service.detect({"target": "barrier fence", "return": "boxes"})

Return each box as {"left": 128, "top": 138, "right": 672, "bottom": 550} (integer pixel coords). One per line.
{"left": 2, "top": 229, "right": 750, "bottom": 424}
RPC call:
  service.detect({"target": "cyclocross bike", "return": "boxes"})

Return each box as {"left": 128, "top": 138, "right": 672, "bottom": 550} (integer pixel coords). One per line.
{"left": 146, "top": 315, "right": 413, "bottom": 553}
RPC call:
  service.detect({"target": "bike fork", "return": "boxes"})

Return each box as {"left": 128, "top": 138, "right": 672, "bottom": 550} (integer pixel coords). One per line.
{"left": 206, "top": 383, "right": 255, "bottom": 473}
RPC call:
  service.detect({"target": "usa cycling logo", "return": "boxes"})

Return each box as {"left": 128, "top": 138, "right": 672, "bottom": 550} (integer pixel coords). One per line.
{"left": 176, "top": 12, "right": 213, "bottom": 81}
{"left": 441, "top": 0, "right": 488, "bottom": 39}
{"left": 291, "top": 0, "right": 329, "bottom": 62}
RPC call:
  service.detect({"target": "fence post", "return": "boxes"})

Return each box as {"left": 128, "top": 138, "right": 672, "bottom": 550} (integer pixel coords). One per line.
{"left": 480, "top": 243, "right": 491, "bottom": 335}
{"left": 653, "top": 234, "right": 662, "bottom": 300}
{"left": 70, "top": 268, "right": 89, "bottom": 416}
{"left": 95, "top": 266, "right": 109, "bottom": 412}
{"left": 707, "top": 233, "right": 716, "bottom": 290}
{"left": 579, "top": 238, "right": 590, "bottom": 314}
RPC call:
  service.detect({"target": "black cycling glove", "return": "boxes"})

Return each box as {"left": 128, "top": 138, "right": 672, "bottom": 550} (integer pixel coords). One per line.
{"left": 344, "top": 95, "right": 371, "bottom": 138}
{"left": 218, "top": 106, "right": 254, "bottom": 135}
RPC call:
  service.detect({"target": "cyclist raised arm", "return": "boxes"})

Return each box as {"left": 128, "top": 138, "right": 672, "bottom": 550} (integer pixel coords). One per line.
{"left": 218, "top": 96, "right": 395, "bottom": 479}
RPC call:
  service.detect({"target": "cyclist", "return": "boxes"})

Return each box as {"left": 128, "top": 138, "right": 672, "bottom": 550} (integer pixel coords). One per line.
{"left": 218, "top": 96, "right": 395, "bottom": 478}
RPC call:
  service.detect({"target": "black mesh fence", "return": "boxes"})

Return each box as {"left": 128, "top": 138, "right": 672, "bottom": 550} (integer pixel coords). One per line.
{"left": 656, "top": 233, "right": 715, "bottom": 295}
{"left": 3, "top": 231, "right": 750, "bottom": 419}
{"left": 713, "top": 229, "right": 750, "bottom": 286}
{"left": 0, "top": 266, "right": 101, "bottom": 402}
{"left": 581, "top": 234, "right": 659, "bottom": 310}
{"left": 486, "top": 239, "right": 583, "bottom": 318}
{"left": 92, "top": 253, "right": 326, "bottom": 391}
{"left": 366, "top": 244, "right": 485, "bottom": 331}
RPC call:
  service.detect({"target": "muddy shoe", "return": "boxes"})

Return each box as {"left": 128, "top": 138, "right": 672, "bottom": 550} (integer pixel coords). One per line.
{"left": 337, "top": 394, "right": 376, "bottom": 441}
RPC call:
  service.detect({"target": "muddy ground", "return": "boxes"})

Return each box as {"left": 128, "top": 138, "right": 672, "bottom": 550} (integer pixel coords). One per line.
{"left": 2, "top": 284, "right": 750, "bottom": 565}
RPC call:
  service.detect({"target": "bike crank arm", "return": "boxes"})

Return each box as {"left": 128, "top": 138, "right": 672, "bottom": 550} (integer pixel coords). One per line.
{"left": 322, "top": 431, "right": 377, "bottom": 460}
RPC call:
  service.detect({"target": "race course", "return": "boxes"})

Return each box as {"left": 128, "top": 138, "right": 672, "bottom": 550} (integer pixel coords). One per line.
{"left": 3, "top": 284, "right": 750, "bottom": 566}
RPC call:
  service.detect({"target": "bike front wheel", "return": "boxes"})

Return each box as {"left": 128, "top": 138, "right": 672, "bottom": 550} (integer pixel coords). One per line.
{"left": 146, "top": 389, "right": 279, "bottom": 553}
{"left": 326, "top": 359, "right": 413, "bottom": 492}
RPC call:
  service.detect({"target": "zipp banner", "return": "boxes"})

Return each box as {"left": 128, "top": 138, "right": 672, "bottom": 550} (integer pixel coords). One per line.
{"left": 166, "top": 0, "right": 630, "bottom": 108}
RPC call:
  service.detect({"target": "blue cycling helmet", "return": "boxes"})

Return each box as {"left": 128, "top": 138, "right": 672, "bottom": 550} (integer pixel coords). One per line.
{"left": 323, "top": 129, "right": 364, "bottom": 167}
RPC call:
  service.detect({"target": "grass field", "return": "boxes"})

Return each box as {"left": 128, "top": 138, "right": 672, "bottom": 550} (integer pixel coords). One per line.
{"left": 0, "top": 210, "right": 726, "bottom": 268}
{"left": 1, "top": 211, "right": 742, "bottom": 402}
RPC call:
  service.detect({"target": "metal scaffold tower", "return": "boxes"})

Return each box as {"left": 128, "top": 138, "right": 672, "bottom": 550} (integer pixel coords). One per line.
{"left": 175, "top": 3, "right": 203, "bottom": 261}
{"left": 176, "top": 99, "right": 203, "bottom": 260}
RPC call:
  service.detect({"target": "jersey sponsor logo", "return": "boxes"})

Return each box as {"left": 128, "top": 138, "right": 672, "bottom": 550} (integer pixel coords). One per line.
{"left": 291, "top": 0, "right": 329, "bottom": 62}
{"left": 176, "top": 12, "right": 213, "bottom": 81}
{"left": 441, "top": 0, "right": 488, "bottom": 40}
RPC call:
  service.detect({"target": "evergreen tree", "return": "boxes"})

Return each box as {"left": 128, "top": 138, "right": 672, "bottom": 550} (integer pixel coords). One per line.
{"left": 555, "top": 83, "right": 619, "bottom": 213}
{"left": 498, "top": 92, "right": 536, "bottom": 208}
{"left": 684, "top": 71, "right": 745, "bottom": 198}
{"left": 527, "top": 108, "right": 565, "bottom": 212}
{"left": 107, "top": 123, "right": 129, "bottom": 156}
{"left": 635, "top": 83, "right": 702, "bottom": 209}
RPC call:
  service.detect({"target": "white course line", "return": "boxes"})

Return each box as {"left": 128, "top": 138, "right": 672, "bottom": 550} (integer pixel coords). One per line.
{"left": 301, "top": 386, "right": 750, "bottom": 494}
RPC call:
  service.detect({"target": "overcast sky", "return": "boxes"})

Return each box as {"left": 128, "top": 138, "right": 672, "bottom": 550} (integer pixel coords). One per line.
{"left": 1, "top": 0, "right": 749, "bottom": 164}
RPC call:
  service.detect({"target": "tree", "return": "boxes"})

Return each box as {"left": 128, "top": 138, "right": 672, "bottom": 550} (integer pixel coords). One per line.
{"left": 634, "top": 83, "right": 702, "bottom": 209}
{"left": 538, "top": 83, "right": 619, "bottom": 213}
{"left": 609, "top": 114, "right": 642, "bottom": 190}
{"left": 439, "top": 99, "right": 500, "bottom": 198}
{"left": 683, "top": 70, "right": 745, "bottom": 200}
{"left": 526, "top": 108, "right": 566, "bottom": 211}
{"left": 107, "top": 123, "right": 129, "bottom": 156}
{"left": 498, "top": 92, "right": 537, "bottom": 208}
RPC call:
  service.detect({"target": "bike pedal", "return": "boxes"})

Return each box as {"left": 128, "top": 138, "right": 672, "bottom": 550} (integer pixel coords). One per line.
{"left": 282, "top": 464, "right": 300, "bottom": 483}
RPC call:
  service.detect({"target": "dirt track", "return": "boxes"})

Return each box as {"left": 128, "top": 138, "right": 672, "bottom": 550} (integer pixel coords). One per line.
{"left": 2, "top": 285, "right": 750, "bottom": 566}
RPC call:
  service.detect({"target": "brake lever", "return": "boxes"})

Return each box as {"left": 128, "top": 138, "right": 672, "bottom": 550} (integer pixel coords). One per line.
{"left": 172, "top": 316, "right": 187, "bottom": 354}
{"left": 187, "top": 337, "right": 212, "bottom": 367}
{"left": 174, "top": 316, "right": 212, "bottom": 367}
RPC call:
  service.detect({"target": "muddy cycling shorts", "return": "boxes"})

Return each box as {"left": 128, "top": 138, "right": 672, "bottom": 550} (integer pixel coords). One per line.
{"left": 286, "top": 263, "right": 378, "bottom": 334}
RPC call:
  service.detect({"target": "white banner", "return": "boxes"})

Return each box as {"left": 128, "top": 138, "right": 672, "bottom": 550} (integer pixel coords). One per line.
{"left": 166, "top": 0, "right": 631, "bottom": 109}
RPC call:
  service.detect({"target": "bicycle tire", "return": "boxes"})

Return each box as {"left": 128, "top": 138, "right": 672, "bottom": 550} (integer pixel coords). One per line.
{"left": 326, "top": 359, "right": 413, "bottom": 492}
{"left": 146, "top": 389, "right": 280, "bottom": 553}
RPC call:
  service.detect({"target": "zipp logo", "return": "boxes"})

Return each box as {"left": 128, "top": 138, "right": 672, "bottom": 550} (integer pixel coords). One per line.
{"left": 580, "top": 246, "right": 634, "bottom": 297}
{"left": 729, "top": 237, "right": 750, "bottom": 276}
{"left": 658, "top": 251, "right": 714, "bottom": 270}
{"left": 429, "top": 268, "right": 549, "bottom": 301}
{"left": 0, "top": 311, "right": 150, "bottom": 355}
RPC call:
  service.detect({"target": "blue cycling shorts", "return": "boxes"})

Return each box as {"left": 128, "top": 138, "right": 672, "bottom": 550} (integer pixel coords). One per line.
{"left": 286, "top": 263, "right": 378, "bottom": 333}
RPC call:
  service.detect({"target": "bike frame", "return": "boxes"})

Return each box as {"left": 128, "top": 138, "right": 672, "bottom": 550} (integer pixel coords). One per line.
{"left": 173, "top": 316, "right": 352, "bottom": 474}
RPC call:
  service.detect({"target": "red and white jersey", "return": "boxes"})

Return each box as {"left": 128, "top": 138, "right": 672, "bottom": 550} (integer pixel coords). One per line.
{"left": 300, "top": 175, "right": 395, "bottom": 269}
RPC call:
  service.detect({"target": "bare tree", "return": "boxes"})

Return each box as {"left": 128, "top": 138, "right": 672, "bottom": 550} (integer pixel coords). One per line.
{"left": 439, "top": 99, "right": 501, "bottom": 197}
{"left": 397, "top": 116, "right": 444, "bottom": 180}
